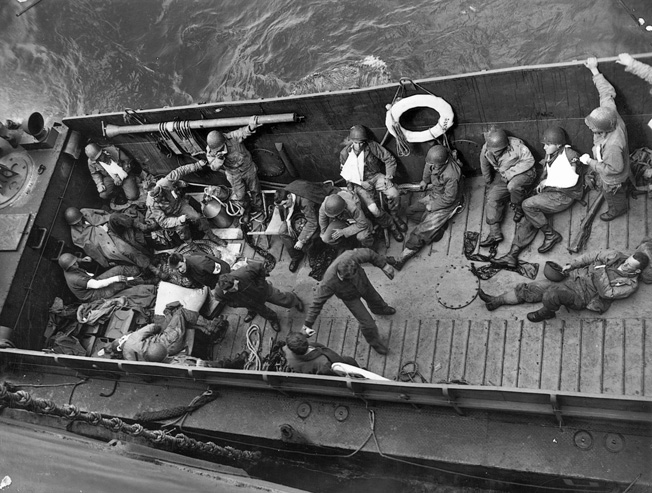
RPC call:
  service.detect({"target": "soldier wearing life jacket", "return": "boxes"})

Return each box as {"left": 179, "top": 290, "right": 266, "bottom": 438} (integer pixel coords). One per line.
{"left": 85, "top": 143, "right": 140, "bottom": 202}
{"left": 492, "top": 126, "right": 583, "bottom": 268}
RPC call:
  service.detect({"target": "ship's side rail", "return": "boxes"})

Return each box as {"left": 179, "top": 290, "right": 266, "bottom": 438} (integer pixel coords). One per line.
{"left": 2, "top": 348, "right": 650, "bottom": 425}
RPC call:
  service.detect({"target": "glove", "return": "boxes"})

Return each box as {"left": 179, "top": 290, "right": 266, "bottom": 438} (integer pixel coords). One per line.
{"left": 418, "top": 180, "right": 427, "bottom": 191}
{"left": 579, "top": 154, "right": 592, "bottom": 165}
{"left": 97, "top": 184, "right": 106, "bottom": 193}
{"left": 382, "top": 264, "right": 395, "bottom": 280}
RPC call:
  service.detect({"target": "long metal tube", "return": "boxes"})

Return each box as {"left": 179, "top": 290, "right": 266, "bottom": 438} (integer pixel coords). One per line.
{"left": 103, "top": 113, "right": 300, "bottom": 138}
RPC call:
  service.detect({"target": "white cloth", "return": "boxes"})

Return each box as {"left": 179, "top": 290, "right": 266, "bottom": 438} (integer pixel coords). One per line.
{"left": 98, "top": 158, "right": 128, "bottom": 181}
{"left": 544, "top": 147, "right": 579, "bottom": 189}
{"left": 340, "top": 150, "right": 365, "bottom": 185}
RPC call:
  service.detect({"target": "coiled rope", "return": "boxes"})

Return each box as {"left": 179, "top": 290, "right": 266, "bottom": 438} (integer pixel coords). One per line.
{"left": 244, "top": 324, "right": 262, "bottom": 371}
{"left": 0, "top": 381, "right": 259, "bottom": 464}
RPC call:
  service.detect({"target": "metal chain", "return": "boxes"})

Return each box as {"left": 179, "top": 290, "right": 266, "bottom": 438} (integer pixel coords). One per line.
{"left": 0, "top": 381, "right": 260, "bottom": 464}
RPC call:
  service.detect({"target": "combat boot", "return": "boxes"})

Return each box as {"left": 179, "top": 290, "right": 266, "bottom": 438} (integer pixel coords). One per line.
{"left": 393, "top": 216, "right": 408, "bottom": 233}
{"left": 386, "top": 248, "right": 419, "bottom": 271}
{"left": 511, "top": 203, "right": 524, "bottom": 222}
{"left": 478, "top": 289, "right": 505, "bottom": 311}
{"left": 479, "top": 224, "right": 503, "bottom": 247}
{"left": 491, "top": 244, "right": 523, "bottom": 269}
{"left": 538, "top": 224, "right": 562, "bottom": 253}
{"left": 370, "top": 341, "right": 388, "bottom": 355}
{"left": 526, "top": 307, "right": 556, "bottom": 322}
{"left": 388, "top": 222, "right": 404, "bottom": 242}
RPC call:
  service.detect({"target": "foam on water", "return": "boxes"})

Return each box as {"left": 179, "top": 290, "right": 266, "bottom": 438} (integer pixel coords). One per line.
{"left": 0, "top": 0, "right": 651, "bottom": 121}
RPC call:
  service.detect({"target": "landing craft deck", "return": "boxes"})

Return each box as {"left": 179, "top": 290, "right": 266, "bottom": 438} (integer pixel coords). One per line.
{"left": 3, "top": 54, "right": 652, "bottom": 490}
{"left": 216, "top": 176, "right": 652, "bottom": 399}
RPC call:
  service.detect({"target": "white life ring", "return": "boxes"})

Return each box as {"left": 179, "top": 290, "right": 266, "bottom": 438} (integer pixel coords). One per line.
{"left": 331, "top": 362, "right": 390, "bottom": 380}
{"left": 385, "top": 94, "right": 454, "bottom": 143}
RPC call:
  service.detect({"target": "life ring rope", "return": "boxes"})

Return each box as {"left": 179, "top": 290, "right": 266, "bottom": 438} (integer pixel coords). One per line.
{"left": 385, "top": 93, "right": 454, "bottom": 145}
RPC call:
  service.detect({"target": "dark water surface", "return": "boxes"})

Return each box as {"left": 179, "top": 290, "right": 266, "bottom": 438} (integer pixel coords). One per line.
{"left": 1, "top": 0, "right": 652, "bottom": 126}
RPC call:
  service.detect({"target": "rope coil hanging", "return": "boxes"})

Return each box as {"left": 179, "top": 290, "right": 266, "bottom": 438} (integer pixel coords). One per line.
{"left": 0, "top": 381, "right": 260, "bottom": 464}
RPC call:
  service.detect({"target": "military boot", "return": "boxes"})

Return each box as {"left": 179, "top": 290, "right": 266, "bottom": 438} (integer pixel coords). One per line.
{"left": 478, "top": 288, "right": 519, "bottom": 311}
{"left": 479, "top": 224, "right": 503, "bottom": 247}
{"left": 511, "top": 203, "right": 524, "bottom": 222}
{"left": 526, "top": 307, "right": 556, "bottom": 322}
{"left": 386, "top": 248, "right": 419, "bottom": 271}
{"left": 538, "top": 224, "right": 562, "bottom": 253}
{"left": 491, "top": 244, "right": 523, "bottom": 269}
{"left": 393, "top": 215, "right": 408, "bottom": 233}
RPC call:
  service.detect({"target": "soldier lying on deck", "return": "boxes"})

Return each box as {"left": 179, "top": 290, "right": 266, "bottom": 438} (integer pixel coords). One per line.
{"left": 283, "top": 331, "right": 360, "bottom": 375}
{"left": 478, "top": 250, "right": 649, "bottom": 322}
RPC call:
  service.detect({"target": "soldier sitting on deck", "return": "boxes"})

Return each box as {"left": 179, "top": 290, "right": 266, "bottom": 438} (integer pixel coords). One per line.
{"left": 85, "top": 143, "right": 140, "bottom": 203}
{"left": 478, "top": 128, "right": 537, "bottom": 247}
{"left": 146, "top": 162, "right": 225, "bottom": 246}
{"left": 339, "top": 124, "right": 407, "bottom": 242}
{"left": 63, "top": 206, "right": 164, "bottom": 279}
{"left": 478, "top": 250, "right": 649, "bottom": 322}
{"left": 491, "top": 126, "right": 584, "bottom": 269}
{"left": 318, "top": 190, "right": 374, "bottom": 249}
{"left": 387, "top": 145, "right": 464, "bottom": 271}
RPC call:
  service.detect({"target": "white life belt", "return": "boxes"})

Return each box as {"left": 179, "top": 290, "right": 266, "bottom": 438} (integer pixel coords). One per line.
{"left": 331, "top": 362, "right": 390, "bottom": 380}
{"left": 385, "top": 94, "right": 454, "bottom": 143}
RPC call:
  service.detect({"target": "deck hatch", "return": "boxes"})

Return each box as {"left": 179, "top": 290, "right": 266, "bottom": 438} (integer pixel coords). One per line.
{"left": 0, "top": 214, "right": 30, "bottom": 251}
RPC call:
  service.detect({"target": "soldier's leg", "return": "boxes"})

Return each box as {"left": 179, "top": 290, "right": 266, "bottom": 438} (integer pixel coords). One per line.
{"left": 265, "top": 282, "right": 301, "bottom": 309}
{"left": 341, "top": 298, "right": 386, "bottom": 353}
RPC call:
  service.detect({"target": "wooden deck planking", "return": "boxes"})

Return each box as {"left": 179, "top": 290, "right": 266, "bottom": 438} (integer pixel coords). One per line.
{"left": 463, "top": 178, "right": 487, "bottom": 242}
{"left": 484, "top": 320, "right": 506, "bottom": 386}
{"left": 315, "top": 317, "right": 334, "bottom": 348}
{"left": 434, "top": 319, "right": 454, "bottom": 383}
{"left": 559, "top": 320, "right": 581, "bottom": 392}
{"left": 602, "top": 319, "right": 625, "bottom": 395}
{"left": 414, "top": 319, "right": 438, "bottom": 383}
{"left": 539, "top": 318, "right": 564, "bottom": 391}
{"left": 624, "top": 319, "right": 644, "bottom": 396}
{"left": 383, "top": 320, "right": 406, "bottom": 380}
{"left": 465, "top": 320, "right": 489, "bottom": 386}
{"left": 341, "top": 317, "right": 362, "bottom": 365}
{"left": 579, "top": 318, "right": 605, "bottom": 394}
{"left": 400, "top": 319, "right": 422, "bottom": 379}
{"left": 326, "top": 315, "right": 348, "bottom": 356}
{"left": 628, "top": 194, "right": 647, "bottom": 248}
{"left": 448, "top": 320, "right": 470, "bottom": 382}
{"left": 221, "top": 313, "right": 245, "bottom": 360}
{"left": 608, "top": 211, "right": 629, "bottom": 253}
{"left": 644, "top": 320, "right": 652, "bottom": 397}
{"left": 502, "top": 320, "right": 522, "bottom": 388}
{"left": 518, "top": 321, "right": 543, "bottom": 390}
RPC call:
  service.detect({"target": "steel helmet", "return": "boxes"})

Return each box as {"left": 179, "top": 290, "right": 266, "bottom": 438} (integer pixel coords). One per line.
{"left": 324, "top": 194, "right": 346, "bottom": 217}
{"left": 348, "top": 125, "right": 367, "bottom": 141}
{"left": 58, "top": 253, "right": 78, "bottom": 271}
{"left": 206, "top": 130, "right": 226, "bottom": 149}
{"left": 144, "top": 342, "right": 168, "bottom": 362}
{"left": 64, "top": 207, "right": 83, "bottom": 225}
{"left": 541, "top": 126, "right": 566, "bottom": 146}
{"left": 84, "top": 143, "right": 102, "bottom": 160}
{"left": 426, "top": 145, "right": 449, "bottom": 165}
{"left": 485, "top": 129, "right": 509, "bottom": 151}
{"left": 584, "top": 107, "right": 617, "bottom": 133}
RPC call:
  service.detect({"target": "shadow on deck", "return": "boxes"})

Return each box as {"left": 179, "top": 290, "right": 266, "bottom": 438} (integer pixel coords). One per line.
{"left": 210, "top": 176, "right": 652, "bottom": 398}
